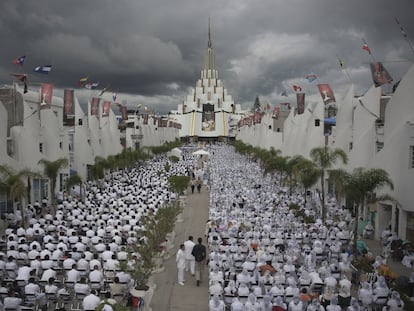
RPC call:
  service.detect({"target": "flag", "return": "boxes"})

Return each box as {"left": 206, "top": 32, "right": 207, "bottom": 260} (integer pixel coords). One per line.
{"left": 362, "top": 40, "right": 371, "bottom": 55}
{"left": 272, "top": 107, "right": 280, "bottom": 119}
{"left": 12, "top": 73, "right": 28, "bottom": 93}
{"left": 121, "top": 105, "right": 128, "bottom": 121}
{"left": 296, "top": 93, "right": 305, "bottom": 114}
{"left": 63, "top": 89, "right": 75, "bottom": 117}
{"left": 112, "top": 92, "right": 117, "bottom": 102}
{"left": 85, "top": 82, "right": 99, "bottom": 89}
{"left": 12, "top": 55, "right": 26, "bottom": 66}
{"left": 305, "top": 73, "right": 317, "bottom": 83}
{"left": 293, "top": 85, "right": 302, "bottom": 92}
{"left": 102, "top": 101, "right": 111, "bottom": 117}
{"left": 91, "top": 97, "right": 100, "bottom": 117}
{"left": 78, "top": 77, "right": 88, "bottom": 86}
{"left": 280, "top": 90, "right": 288, "bottom": 97}
{"left": 370, "top": 62, "right": 393, "bottom": 87}
{"left": 317, "top": 84, "right": 336, "bottom": 104}
{"left": 266, "top": 103, "right": 271, "bottom": 111}
{"left": 33, "top": 65, "right": 52, "bottom": 74}
{"left": 40, "top": 83, "right": 54, "bottom": 110}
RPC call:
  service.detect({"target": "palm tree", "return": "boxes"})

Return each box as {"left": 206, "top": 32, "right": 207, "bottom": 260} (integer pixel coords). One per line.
{"left": 310, "top": 146, "right": 348, "bottom": 223}
{"left": 66, "top": 174, "right": 83, "bottom": 202}
{"left": 38, "top": 158, "right": 68, "bottom": 215}
{"left": 293, "top": 159, "right": 319, "bottom": 206}
{"left": 0, "top": 165, "right": 32, "bottom": 228}
{"left": 336, "top": 167, "right": 393, "bottom": 256}
{"left": 285, "top": 155, "right": 306, "bottom": 195}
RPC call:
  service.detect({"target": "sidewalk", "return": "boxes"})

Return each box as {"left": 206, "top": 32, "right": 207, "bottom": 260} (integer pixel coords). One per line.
{"left": 363, "top": 238, "right": 414, "bottom": 278}
{"left": 150, "top": 187, "right": 210, "bottom": 311}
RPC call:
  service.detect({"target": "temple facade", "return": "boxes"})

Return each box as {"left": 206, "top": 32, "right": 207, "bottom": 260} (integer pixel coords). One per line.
{"left": 170, "top": 25, "right": 243, "bottom": 141}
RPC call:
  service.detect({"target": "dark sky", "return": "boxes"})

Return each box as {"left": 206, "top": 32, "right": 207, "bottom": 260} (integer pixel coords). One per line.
{"left": 1, "top": 0, "right": 413, "bottom": 113}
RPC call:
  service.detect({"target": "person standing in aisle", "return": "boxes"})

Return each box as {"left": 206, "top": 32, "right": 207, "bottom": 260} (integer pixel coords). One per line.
{"left": 176, "top": 244, "right": 186, "bottom": 286}
{"left": 191, "top": 237, "right": 207, "bottom": 286}
{"left": 184, "top": 236, "right": 195, "bottom": 276}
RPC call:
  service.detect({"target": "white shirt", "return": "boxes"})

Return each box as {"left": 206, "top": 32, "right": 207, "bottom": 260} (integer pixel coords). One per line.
{"left": 4, "top": 296, "right": 22, "bottom": 310}
{"left": 184, "top": 239, "right": 195, "bottom": 260}
{"left": 67, "top": 268, "right": 81, "bottom": 282}
{"left": 82, "top": 294, "right": 101, "bottom": 310}
{"left": 176, "top": 249, "right": 186, "bottom": 268}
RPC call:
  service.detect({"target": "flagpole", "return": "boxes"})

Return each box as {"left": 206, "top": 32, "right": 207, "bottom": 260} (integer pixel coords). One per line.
{"left": 395, "top": 17, "right": 414, "bottom": 56}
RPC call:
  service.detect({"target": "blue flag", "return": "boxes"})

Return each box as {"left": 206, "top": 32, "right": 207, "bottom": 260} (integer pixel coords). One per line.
{"left": 33, "top": 65, "right": 52, "bottom": 74}
{"left": 305, "top": 73, "right": 317, "bottom": 83}
{"left": 12, "top": 55, "right": 26, "bottom": 66}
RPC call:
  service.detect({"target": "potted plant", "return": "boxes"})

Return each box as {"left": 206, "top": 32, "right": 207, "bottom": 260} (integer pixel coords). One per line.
{"left": 168, "top": 175, "right": 190, "bottom": 195}
{"left": 119, "top": 202, "right": 182, "bottom": 311}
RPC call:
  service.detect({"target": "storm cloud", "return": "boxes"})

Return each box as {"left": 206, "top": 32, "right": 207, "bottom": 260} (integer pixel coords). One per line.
{"left": 1, "top": 0, "right": 413, "bottom": 113}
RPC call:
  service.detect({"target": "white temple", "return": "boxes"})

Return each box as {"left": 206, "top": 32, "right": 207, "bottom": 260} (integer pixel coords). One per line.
{"left": 170, "top": 24, "right": 243, "bottom": 141}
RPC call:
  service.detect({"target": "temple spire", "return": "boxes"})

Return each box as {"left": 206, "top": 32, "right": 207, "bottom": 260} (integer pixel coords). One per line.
{"left": 203, "top": 18, "right": 215, "bottom": 71}
{"left": 208, "top": 17, "right": 212, "bottom": 48}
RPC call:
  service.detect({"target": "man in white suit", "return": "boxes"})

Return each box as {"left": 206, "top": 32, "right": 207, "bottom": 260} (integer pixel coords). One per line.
{"left": 184, "top": 236, "right": 195, "bottom": 275}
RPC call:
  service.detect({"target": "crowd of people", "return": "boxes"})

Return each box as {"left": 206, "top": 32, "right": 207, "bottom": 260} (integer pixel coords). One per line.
{"left": 0, "top": 154, "right": 196, "bottom": 310}
{"left": 0, "top": 143, "right": 411, "bottom": 311}
{"left": 205, "top": 145, "right": 406, "bottom": 311}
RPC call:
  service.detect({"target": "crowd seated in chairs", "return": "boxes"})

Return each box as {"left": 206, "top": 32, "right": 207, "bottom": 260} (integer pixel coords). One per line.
{"left": 204, "top": 145, "right": 403, "bottom": 311}
{"left": 0, "top": 153, "right": 196, "bottom": 310}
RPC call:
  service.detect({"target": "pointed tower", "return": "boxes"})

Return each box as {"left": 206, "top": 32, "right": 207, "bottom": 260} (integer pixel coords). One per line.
{"left": 201, "top": 19, "right": 217, "bottom": 80}
{"left": 170, "top": 20, "right": 242, "bottom": 140}
{"left": 203, "top": 19, "right": 215, "bottom": 74}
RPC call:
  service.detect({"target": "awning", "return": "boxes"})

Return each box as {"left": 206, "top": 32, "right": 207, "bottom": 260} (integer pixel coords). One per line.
{"left": 324, "top": 117, "right": 336, "bottom": 125}
{"left": 192, "top": 149, "right": 210, "bottom": 156}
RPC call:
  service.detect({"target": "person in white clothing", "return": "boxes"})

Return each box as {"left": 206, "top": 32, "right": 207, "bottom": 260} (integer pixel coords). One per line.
{"left": 184, "top": 236, "right": 196, "bottom": 275}
{"left": 230, "top": 297, "right": 245, "bottom": 311}
{"left": 82, "top": 290, "right": 101, "bottom": 311}
{"left": 289, "top": 295, "right": 304, "bottom": 311}
{"left": 209, "top": 294, "right": 225, "bottom": 311}
{"left": 176, "top": 244, "right": 186, "bottom": 285}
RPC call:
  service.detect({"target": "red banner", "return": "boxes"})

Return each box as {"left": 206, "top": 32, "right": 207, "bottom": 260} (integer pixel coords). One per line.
{"left": 370, "top": 62, "right": 393, "bottom": 87}
{"left": 63, "top": 89, "right": 75, "bottom": 126}
{"left": 40, "top": 83, "right": 53, "bottom": 110}
{"left": 272, "top": 107, "right": 280, "bottom": 119}
{"left": 102, "top": 101, "right": 110, "bottom": 117}
{"left": 317, "top": 84, "right": 336, "bottom": 105}
{"left": 296, "top": 93, "right": 305, "bottom": 114}
{"left": 254, "top": 112, "right": 262, "bottom": 124}
{"left": 121, "top": 105, "right": 128, "bottom": 121}
{"left": 63, "top": 89, "right": 75, "bottom": 116}
{"left": 91, "top": 97, "right": 100, "bottom": 117}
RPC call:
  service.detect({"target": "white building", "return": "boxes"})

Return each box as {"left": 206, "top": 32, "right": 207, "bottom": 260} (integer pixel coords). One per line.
{"left": 236, "top": 65, "right": 414, "bottom": 242}
{"left": 170, "top": 25, "right": 243, "bottom": 141}
{"left": 123, "top": 113, "right": 180, "bottom": 149}
{"left": 0, "top": 85, "right": 123, "bottom": 211}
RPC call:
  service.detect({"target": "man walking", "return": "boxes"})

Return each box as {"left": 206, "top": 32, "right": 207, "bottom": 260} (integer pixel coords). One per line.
{"left": 184, "top": 236, "right": 195, "bottom": 276}
{"left": 191, "top": 237, "right": 207, "bottom": 286}
{"left": 176, "top": 244, "right": 186, "bottom": 286}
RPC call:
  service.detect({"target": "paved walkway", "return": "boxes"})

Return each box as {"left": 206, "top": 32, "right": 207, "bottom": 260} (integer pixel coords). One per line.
{"left": 150, "top": 186, "right": 210, "bottom": 311}
{"left": 363, "top": 238, "right": 413, "bottom": 277}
